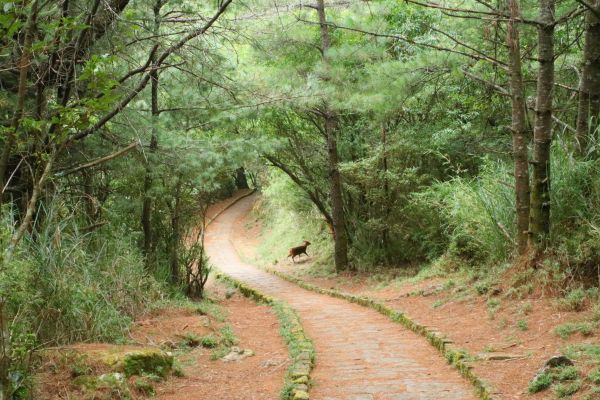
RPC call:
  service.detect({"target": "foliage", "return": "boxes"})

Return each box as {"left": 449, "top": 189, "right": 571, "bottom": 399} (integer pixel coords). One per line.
{"left": 554, "top": 322, "right": 596, "bottom": 339}
{"left": 2, "top": 0, "right": 600, "bottom": 396}
{"left": 528, "top": 370, "right": 553, "bottom": 393}
{"left": 0, "top": 200, "right": 163, "bottom": 396}
{"left": 420, "top": 159, "right": 515, "bottom": 265}
{"left": 257, "top": 170, "right": 334, "bottom": 271}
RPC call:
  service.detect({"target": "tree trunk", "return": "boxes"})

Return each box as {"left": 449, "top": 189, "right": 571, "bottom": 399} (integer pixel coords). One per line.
{"left": 506, "top": 0, "right": 531, "bottom": 255}
{"left": 576, "top": 0, "right": 600, "bottom": 154}
{"left": 316, "top": 0, "right": 349, "bottom": 271}
{"left": 325, "top": 113, "right": 349, "bottom": 271}
{"left": 141, "top": 133, "right": 158, "bottom": 265}
{"left": 0, "top": 298, "right": 8, "bottom": 399}
{"left": 169, "top": 177, "right": 182, "bottom": 285}
{"left": 381, "top": 125, "right": 391, "bottom": 263}
{"left": 82, "top": 170, "right": 96, "bottom": 223}
{"left": 0, "top": 0, "right": 39, "bottom": 206}
{"left": 141, "top": 0, "right": 163, "bottom": 267}
{"left": 529, "top": 0, "right": 555, "bottom": 251}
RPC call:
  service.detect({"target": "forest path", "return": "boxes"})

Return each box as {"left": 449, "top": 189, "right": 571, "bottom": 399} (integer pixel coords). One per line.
{"left": 205, "top": 195, "right": 477, "bottom": 400}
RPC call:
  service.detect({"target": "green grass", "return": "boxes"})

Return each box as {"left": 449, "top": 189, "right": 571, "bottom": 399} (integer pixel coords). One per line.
{"left": 487, "top": 298, "right": 501, "bottom": 319}
{"left": 432, "top": 299, "right": 446, "bottom": 309}
{"left": 474, "top": 280, "right": 493, "bottom": 295}
{"left": 557, "top": 288, "right": 587, "bottom": 312}
{"left": 516, "top": 319, "right": 528, "bottom": 331}
{"left": 582, "top": 386, "right": 600, "bottom": 400}
{"left": 556, "top": 366, "right": 579, "bottom": 381}
{"left": 218, "top": 325, "right": 237, "bottom": 346}
{"left": 518, "top": 301, "right": 533, "bottom": 315}
{"left": 204, "top": 325, "right": 239, "bottom": 359}
{"left": 195, "top": 299, "right": 227, "bottom": 322}
{"left": 529, "top": 366, "right": 582, "bottom": 395}
{"left": 553, "top": 380, "right": 582, "bottom": 398}
{"left": 528, "top": 371, "right": 553, "bottom": 393}
{"left": 210, "top": 346, "right": 231, "bottom": 360}
{"left": 554, "top": 322, "right": 595, "bottom": 339}
{"left": 200, "top": 335, "right": 219, "bottom": 348}
{"left": 588, "top": 367, "right": 600, "bottom": 384}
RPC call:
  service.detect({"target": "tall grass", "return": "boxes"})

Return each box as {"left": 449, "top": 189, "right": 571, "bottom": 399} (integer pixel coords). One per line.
{"left": 549, "top": 142, "right": 600, "bottom": 277}
{"left": 420, "top": 159, "right": 515, "bottom": 264}
{"left": 256, "top": 171, "right": 334, "bottom": 273}
{"left": 0, "top": 201, "right": 165, "bottom": 396}
{"left": 422, "top": 140, "right": 600, "bottom": 276}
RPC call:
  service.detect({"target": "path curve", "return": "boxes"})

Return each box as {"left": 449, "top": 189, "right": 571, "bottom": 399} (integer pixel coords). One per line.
{"left": 205, "top": 195, "right": 478, "bottom": 400}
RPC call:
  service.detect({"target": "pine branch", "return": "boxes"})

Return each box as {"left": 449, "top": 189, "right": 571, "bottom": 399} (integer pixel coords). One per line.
{"left": 70, "top": 0, "right": 234, "bottom": 141}
{"left": 296, "top": 18, "right": 508, "bottom": 70}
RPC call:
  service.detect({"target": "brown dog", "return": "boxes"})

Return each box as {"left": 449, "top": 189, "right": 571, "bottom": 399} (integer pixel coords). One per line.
{"left": 288, "top": 240, "right": 311, "bottom": 263}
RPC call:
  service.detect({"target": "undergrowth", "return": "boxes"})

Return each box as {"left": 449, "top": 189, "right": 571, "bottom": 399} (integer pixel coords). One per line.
{"left": 0, "top": 206, "right": 166, "bottom": 398}
{"left": 255, "top": 170, "right": 333, "bottom": 272}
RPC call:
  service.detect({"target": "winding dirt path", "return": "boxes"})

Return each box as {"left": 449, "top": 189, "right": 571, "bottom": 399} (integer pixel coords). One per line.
{"left": 205, "top": 195, "right": 478, "bottom": 400}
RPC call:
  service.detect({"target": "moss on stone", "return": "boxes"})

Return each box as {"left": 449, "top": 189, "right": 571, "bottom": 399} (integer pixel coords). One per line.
{"left": 120, "top": 350, "right": 173, "bottom": 378}
{"left": 293, "top": 390, "right": 310, "bottom": 400}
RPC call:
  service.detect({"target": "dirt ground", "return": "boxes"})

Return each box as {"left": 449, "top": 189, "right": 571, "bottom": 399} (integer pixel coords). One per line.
{"left": 236, "top": 198, "right": 600, "bottom": 400}
{"left": 157, "top": 280, "right": 289, "bottom": 400}
{"left": 34, "top": 279, "right": 288, "bottom": 400}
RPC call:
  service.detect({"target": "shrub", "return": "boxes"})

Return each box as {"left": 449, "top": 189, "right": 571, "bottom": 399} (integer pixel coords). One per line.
{"left": 558, "top": 288, "right": 587, "bottom": 312}
{"left": 555, "top": 366, "right": 579, "bottom": 381}
{"left": 553, "top": 381, "right": 582, "bottom": 398}
{"left": 420, "top": 159, "right": 515, "bottom": 265}
{"left": 0, "top": 204, "right": 165, "bottom": 395}
{"left": 528, "top": 371, "right": 553, "bottom": 393}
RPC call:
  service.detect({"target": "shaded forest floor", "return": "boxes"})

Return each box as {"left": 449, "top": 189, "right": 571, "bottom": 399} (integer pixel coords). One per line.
{"left": 33, "top": 278, "right": 288, "bottom": 400}
{"left": 236, "top": 199, "right": 600, "bottom": 399}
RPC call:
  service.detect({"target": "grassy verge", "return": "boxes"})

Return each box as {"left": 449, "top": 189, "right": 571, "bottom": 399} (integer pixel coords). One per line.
{"left": 215, "top": 272, "right": 314, "bottom": 400}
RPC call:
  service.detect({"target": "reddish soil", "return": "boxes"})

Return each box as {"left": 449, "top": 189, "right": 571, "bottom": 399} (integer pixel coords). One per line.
{"left": 157, "top": 281, "right": 289, "bottom": 400}
{"left": 34, "top": 279, "right": 288, "bottom": 400}
{"left": 237, "top": 195, "right": 600, "bottom": 400}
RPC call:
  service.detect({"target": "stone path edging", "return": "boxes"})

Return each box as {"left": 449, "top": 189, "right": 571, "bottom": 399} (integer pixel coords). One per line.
{"left": 264, "top": 267, "right": 495, "bottom": 400}
{"left": 215, "top": 273, "right": 315, "bottom": 400}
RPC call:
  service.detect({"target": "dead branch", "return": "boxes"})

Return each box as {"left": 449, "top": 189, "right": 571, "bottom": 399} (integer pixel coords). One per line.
{"left": 56, "top": 141, "right": 139, "bottom": 176}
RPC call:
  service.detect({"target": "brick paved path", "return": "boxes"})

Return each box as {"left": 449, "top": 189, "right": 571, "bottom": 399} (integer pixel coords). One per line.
{"left": 205, "top": 196, "right": 477, "bottom": 400}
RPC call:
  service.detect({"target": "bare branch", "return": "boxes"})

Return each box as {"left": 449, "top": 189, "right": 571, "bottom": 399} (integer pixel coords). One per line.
{"left": 56, "top": 141, "right": 140, "bottom": 176}
{"left": 461, "top": 68, "right": 510, "bottom": 96}
{"left": 576, "top": 0, "right": 600, "bottom": 19}
{"left": 71, "top": 0, "right": 234, "bottom": 141}
{"left": 296, "top": 18, "right": 508, "bottom": 70}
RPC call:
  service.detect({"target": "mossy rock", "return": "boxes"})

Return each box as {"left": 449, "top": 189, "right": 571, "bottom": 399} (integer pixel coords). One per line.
{"left": 293, "top": 375, "right": 308, "bottom": 384}
{"left": 118, "top": 350, "right": 174, "bottom": 378}
{"left": 293, "top": 390, "right": 310, "bottom": 400}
